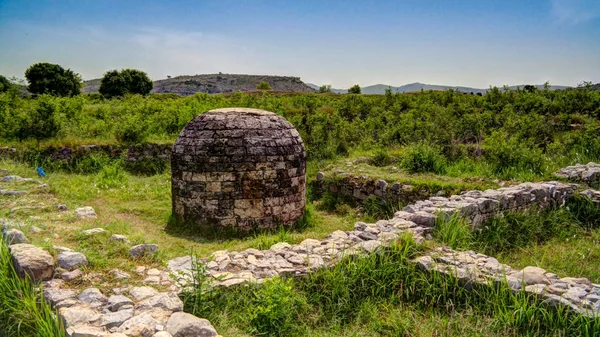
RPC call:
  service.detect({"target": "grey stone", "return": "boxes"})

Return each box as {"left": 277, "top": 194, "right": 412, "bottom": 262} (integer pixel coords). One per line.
{"left": 76, "top": 207, "right": 97, "bottom": 219}
{"left": 78, "top": 288, "right": 108, "bottom": 303}
{"left": 108, "top": 234, "right": 131, "bottom": 244}
{"left": 129, "top": 244, "right": 158, "bottom": 258}
{"left": 65, "top": 325, "right": 108, "bottom": 337}
{"left": 82, "top": 228, "right": 105, "bottom": 236}
{"left": 100, "top": 308, "right": 134, "bottom": 329}
{"left": 59, "top": 305, "right": 102, "bottom": 328}
{"left": 130, "top": 286, "right": 159, "bottom": 301}
{"left": 166, "top": 312, "right": 218, "bottom": 337}
{"left": 3, "top": 228, "right": 29, "bottom": 244}
{"left": 107, "top": 295, "right": 134, "bottom": 312}
{"left": 44, "top": 288, "right": 77, "bottom": 307}
{"left": 136, "top": 292, "right": 183, "bottom": 312}
{"left": 58, "top": 251, "right": 89, "bottom": 270}
{"left": 61, "top": 269, "right": 83, "bottom": 281}
{"left": 9, "top": 243, "right": 54, "bottom": 281}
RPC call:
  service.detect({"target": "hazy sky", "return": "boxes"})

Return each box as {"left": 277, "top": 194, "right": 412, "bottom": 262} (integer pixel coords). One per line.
{"left": 1, "top": 0, "right": 599, "bottom": 88}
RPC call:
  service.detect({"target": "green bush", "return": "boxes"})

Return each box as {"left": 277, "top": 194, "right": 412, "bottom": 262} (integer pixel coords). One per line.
{"left": 247, "top": 278, "right": 307, "bottom": 336}
{"left": 370, "top": 147, "right": 392, "bottom": 167}
{"left": 483, "top": 131, "right": 546, "bottom": 177}
{"left": 24, "top": 62, "right": 81, "bottom": 97}
{"left": 96, "top": 161, "right": 128, "bottom": 189}
{"left": 401, "top": 142, "right": 447, "bottom": 174}
{"left": 256, "top": 81, "right": 272, "bottom": 90}
{"left": 99, "top": 69, "right": 153, "bottom": 98}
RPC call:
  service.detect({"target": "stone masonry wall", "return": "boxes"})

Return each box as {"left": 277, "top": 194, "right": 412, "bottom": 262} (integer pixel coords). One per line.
{"left": 171, "top": 108, "right": 306, "bottom": 232}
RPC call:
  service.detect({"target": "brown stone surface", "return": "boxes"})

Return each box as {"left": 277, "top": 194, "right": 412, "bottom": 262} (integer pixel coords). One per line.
{"left": 171, "top": 108, "right": 306, "bottom": 233}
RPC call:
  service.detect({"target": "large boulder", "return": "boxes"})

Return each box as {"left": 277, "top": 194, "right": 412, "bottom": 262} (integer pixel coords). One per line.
{"left": 9, "top": 243, "right": 54, "bottom": 282}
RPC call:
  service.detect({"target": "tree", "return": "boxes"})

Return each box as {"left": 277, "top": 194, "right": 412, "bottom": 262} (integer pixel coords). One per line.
{"left": 523, "top": 85, "right": 537, "bottom": 93}
{"left": 348, "top": 84, "right": 361, "bottom": 94}
{"left": 99, "top": 69, "right": 153, "bottom": 98}
{"left": 24, "top": 62, "right": 82, "bottom": 97}
{"left": 319, "top": 84, "right": 332, "bottom": 93}
{"left": 256, "top": 81, "right": 272, "bottom": 90}
{"left": 0, "top": 75, "right": 11, "bottom": 93}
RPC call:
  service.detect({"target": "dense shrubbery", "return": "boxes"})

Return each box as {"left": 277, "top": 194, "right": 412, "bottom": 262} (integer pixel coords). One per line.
{"left": 99, "top": 69, "right": 153, "bottom": 98}
{"left": 0, "top": 87, "right": 599, "bottom": 178}
{"left": 24, "top": 62, "right": 82, "bottom": 97}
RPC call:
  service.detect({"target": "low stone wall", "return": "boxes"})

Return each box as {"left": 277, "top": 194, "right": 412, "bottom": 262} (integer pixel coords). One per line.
{"left": 167, "top": 181, "right": 600, "bottom": 318}
{"left": 0, "top": 143, "right": 173, "bottom": 165}
{"left": 555, "top": 162, "right": 600, "bottom": 187}
{"left": 314, "top": 172, "right": 439, "bottom": 206}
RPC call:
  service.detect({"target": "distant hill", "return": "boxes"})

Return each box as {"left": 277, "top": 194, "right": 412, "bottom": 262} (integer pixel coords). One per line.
{"left": 83, "top": 74, "right": 315, "bottom": 95}
{"left": 307, "top": 82, "right": 571, "bottom": 94}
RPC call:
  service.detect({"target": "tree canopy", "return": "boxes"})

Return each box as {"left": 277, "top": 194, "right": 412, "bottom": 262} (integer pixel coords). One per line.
{"left": 99, "top": 69, "right": 153, "bottom": 98}
{"left": 24, "top": 63, "right": 82, "bottom": 97}
{"left": 348, "top": 84, "right": 361, "bottom": 94}
{"left": 0, "top": 75, "right": 11, "bottom": 93}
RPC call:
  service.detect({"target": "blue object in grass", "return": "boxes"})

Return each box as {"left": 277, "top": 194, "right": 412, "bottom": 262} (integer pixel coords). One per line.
{"left": 36, "top": 167, "right": 45, "bottom": 178}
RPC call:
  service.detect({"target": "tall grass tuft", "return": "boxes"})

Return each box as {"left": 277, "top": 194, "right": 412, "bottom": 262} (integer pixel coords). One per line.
{"left": 0, "top": 241, "right": 65, "bottom": 337}
{"left": 434, "top": 212, "right": 472, "bottom": 250}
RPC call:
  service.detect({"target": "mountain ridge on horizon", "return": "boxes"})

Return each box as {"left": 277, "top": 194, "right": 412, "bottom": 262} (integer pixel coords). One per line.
{"left": 306, "top": 82, "right": 571, "bottom": 94}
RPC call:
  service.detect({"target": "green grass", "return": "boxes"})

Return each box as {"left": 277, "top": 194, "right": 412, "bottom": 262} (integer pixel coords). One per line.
{"left": 0, "top": 241, "right": 65, "bottom": 337}
{"left": 182, "top": 235, "right": 600, "bottom": 336}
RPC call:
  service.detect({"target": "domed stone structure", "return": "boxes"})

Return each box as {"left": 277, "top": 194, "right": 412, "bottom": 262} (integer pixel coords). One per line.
{"left": 171, "top": 108, "right": 306, "bottom": 233}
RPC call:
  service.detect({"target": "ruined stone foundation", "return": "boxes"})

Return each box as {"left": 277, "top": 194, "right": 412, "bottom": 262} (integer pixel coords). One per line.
{"left": 171, "top": 108, "right": 306, "bottom": 233}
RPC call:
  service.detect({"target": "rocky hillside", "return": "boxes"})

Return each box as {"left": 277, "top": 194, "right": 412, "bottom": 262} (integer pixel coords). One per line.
{"left": 83, "top": 74, "right": 316, "bottom": 95}
{"left": 308, "top": 82, "right": 571, "bottom": 94}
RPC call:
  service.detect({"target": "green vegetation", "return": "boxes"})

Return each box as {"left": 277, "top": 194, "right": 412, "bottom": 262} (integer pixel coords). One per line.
{"left": 182, "top": 235, "right": 599, "bottom": 336}
{"left": 0, "top": 241, "right": 65, "bottom": 337}
{"left": 24, "top": 62, "right": 82, "bottom": 97}
{"left": 256, "top": 81, "right": 272, "bottom": 90}
{"left": 0, "top": 75, "right": 12, "bottom": 93}
{"left": 99, "top": 69, "right": 153, "bottom": 98}
{"left": 348, "top": 84, "right": 361, "bottom": 94}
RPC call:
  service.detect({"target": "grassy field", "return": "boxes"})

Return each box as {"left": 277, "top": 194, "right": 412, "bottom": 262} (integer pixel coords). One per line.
{"left": 2, "top": 87, "right": 600, "bottom": 336}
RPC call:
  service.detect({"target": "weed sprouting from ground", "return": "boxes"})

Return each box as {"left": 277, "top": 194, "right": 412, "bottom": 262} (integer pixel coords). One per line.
{"left": 96, "top": 160, "right": 128, "bottom": 189}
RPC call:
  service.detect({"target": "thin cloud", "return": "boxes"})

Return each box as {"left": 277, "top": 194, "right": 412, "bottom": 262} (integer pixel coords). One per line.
{"left": 550, "top": 0, "right": 600, "bottom": 24}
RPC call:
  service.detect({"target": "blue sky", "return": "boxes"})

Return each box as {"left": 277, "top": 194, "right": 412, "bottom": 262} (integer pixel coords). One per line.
{"left": 1, "top": 0, "right": 599, "bottom": 88}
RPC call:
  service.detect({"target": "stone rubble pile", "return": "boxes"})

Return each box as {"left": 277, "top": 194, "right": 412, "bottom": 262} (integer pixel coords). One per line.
{"left": 415, "top": 247, "right": 600, "bottom": 317}
{"left": 554, "top": 162, "right": 600, "bottom": 187}
{"left": 43, "top": 281, "right": 220, "bottom": 337}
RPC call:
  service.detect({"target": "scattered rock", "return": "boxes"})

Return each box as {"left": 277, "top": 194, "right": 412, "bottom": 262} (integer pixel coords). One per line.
{"left": 57, "top": 204, "right": 68, "bottom": 212}
{"left": 76, "top": 207, "right": 97, "bottom": 219}
{"left": 61, "top": 269, "right": 83, "bottom": 281}
{"left": 59, "top": 305, "right": 102, "bottom": 328}
{"left": 65, "top": 325, "right": 108, "bottom": 337}
{"left": 9, "top": 243, "right": 54, "bottom": 281}
{"left": 166, "top": 312, "right": 218, "bottom": 337}
{"left": 43, "top": 288, "right": 77, "bottom": 307}
{"left": 109, "top": 268, "right": 131, "bottom": 280}
{"left": 109, "top": 234, "right": 131, "bottom": 244}
{"left": 58, "top": 251, "right": 89, "bottom": 270}
{"left": 82, "top": 228, "right": 105, "bottom": 236}
{"left": 3, "top": 228, "right": 29, "bottom": 244}
{"left": 129, "top": 244, "right": 158, "bottom": 258}
{"left": 100, "top": 308, "right": 134, "bottom": 329}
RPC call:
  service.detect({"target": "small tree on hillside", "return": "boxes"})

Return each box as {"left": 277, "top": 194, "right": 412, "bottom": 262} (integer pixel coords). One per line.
{"left": 348, "top": 84, "right": 361, "bottom": 94}
{"left": 319, "top": 84, "right": 332, "bottom": 93}
{"left": 99, "top": 69, "right": 153, "bottom": 98}
{"left": 0, "top": 75, "right": 11, "bottom": 93}
{"left": 25, "top": 62, "right": 82, "bottom": 97}
{"left": 256, "top": 81, "right": 272, "bottom": 90}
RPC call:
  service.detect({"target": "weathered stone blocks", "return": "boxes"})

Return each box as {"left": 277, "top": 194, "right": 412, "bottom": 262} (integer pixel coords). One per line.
{"left": 171, "top": 108, "right": 306, "bottom": 233}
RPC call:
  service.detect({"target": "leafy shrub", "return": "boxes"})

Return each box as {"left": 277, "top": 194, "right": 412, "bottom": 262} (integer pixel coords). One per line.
{"left": 348, "top": 84, "right": 361, "bottom": 94}
{"left": 114, "top": 116, "right": 147, "bottom": 144}
{"left": 0, "top": 75, "right": 11, "bottom": 93}
{"left": 256, "top": 81, "right": 272, "bottom": 90}
{"left": 483, "top": 131, "right": 546, "bottom": 176}
{"left": 96, "top": 161, "right": 128, "bottom": 189}
{"left": 401, "top": 142, "right": 447, "bottom": 174}
{"left": 25, "top": 62, "right": 81, "bottom": 97}
{"left": 247, "top": 278, "right": 307, "bottom": 336}
{"left": 370, "top": 147, "right": 392, "bottom": 167}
